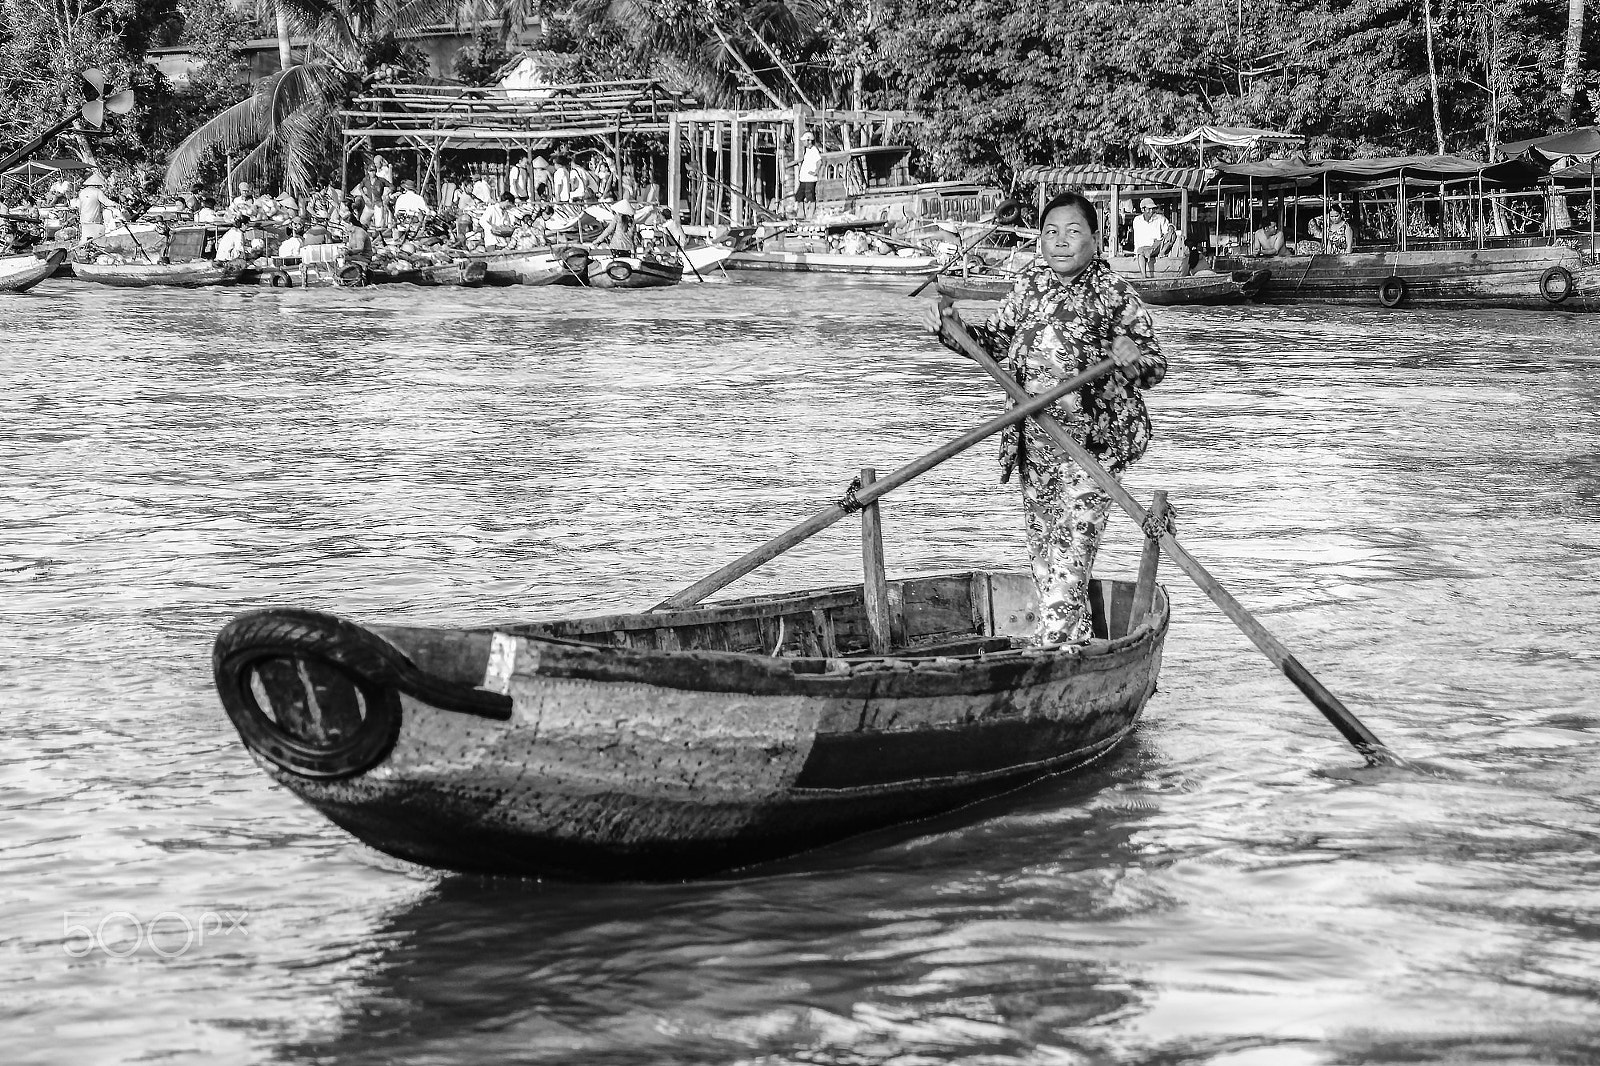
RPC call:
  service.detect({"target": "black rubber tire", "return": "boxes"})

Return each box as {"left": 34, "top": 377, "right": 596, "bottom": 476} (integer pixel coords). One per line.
{"left": 1378, "top": 275, "right": 1407, "bottom": 308}
{"left": 336, "top": 264, "right": 364, "bottom": 287}
{"left": 213, "top": 609, "right": 511, "bottom": 779}
{"left": 1540, "top": 265, "right": 1573, "bottom": 304}
{"left": 994, "top": 199, "right": 1024, "bottom": 226}
{"left": 269, "top": 270, "right": 291, "bottom": 288}
{"left": 606, "top": 260, "right": 634, "bottom": 282}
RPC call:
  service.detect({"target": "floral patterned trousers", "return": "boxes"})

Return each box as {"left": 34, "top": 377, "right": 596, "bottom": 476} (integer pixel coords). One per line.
{"left": 1021, "top": 458, "right": 1114, "bottom": 645}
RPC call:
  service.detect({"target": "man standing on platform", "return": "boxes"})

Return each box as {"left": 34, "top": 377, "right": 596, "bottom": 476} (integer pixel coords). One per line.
{"left": 1131, "top": 198, "right": 1171, "bottom": 278}
{"left": 790, "top": 131, "right": 822, "bottom": 220}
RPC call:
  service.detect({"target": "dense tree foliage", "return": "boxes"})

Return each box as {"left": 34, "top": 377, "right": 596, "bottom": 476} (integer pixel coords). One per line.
{"left": 873, "top": 0, "right": 1590, "bottom": 185}
{"left": 0, "top": 0, "right": 1591, "bottom": 193}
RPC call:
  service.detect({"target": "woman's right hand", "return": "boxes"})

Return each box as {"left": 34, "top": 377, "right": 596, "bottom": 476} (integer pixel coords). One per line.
{"left": 920, "top": 297, "right": 963, "bottom": 347}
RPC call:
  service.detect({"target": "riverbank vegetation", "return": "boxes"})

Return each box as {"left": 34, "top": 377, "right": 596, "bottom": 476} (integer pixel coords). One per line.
{"left": 0, "top": 0, "right": 1592, "bottom": 193}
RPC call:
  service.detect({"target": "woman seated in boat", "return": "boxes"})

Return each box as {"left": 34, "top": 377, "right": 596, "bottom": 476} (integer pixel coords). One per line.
{"left": 924, "top": 190, "right": 1166, "bottom": 647}
{"left": 1248, "top": 219, "right": 1285, "bottom": 256}
{"left": 479, "top": 191, "right": 518, "bottom": 249}
{"left": 594, "top": 200, "right": 637, "bottom": 254}
{"left": 1308, "top": 206, "right": 1353, "bottom": 254}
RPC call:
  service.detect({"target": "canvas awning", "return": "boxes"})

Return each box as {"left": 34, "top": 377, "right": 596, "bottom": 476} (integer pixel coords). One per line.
{"left": 1499, "top": 127, "right": 1600, "bottom": 162}
{"left": 1215, "top": 155, "right": 1546, "bottom": 188}
{"left": 1143, "top": 125, "right": 1304, "bottom": 151}
{"left": 1017, "top": 164, "right": 1213, "bottom": 190}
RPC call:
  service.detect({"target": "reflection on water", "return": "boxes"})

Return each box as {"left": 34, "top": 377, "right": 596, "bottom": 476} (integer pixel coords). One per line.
{"left": 1, "top": 279, "right": 1598, "bottom": 1064}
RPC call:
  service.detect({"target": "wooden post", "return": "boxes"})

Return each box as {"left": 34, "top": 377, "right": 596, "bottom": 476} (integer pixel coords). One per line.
{"left": 1130, "top": 490, "right": 1168, "bottom": 627}
{"left": 860, "top": 467, "right": 893, "bottom": 656}
{"left": 667, "top": 115, "right": 681, "bottom": 213}
{"left": 729, "top": 116, "right": 744, "bottom": 226}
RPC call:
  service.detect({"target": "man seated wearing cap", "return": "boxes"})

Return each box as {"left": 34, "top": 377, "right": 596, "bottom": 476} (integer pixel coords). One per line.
{"left": 789, "top": 131, "right": 822, "bottom": 220}
{"left": 227, "top": 181, "right": 257, "bottom": 221}
{"left": 1131, "top": 197, "right": 1173, "bottom": 278}
{"left": 393, "top": 179, "right": 432, "bottom": 231}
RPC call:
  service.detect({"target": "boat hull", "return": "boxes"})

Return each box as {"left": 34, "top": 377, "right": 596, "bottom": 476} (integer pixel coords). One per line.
{"left": 212, "top": 571, "right": 1167, "bottom": 880}
{"left": 586, "top": 255, "right": 683, "bottom": 288}
{"left": 469, "top": 246, "right": 589, "bottom": 286}
{"left": 72, "top": 259, "right": 243, "bottom": 288}
{"left": 726, "top": 249, "right": 942, "bottom": 275}
{"left": 935, "top": 269, "right": 1268, "bottom": 305}
{"left": 1213, "top": 244, "right": 1598, "bottom": 310}
{"left": 0, "top": 249, "right": 66, "bottom": 293}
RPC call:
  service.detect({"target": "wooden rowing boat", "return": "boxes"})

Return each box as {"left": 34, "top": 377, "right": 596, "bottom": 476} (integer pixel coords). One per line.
{"left": 212, "top": 570, "right": 1168, "bottom": 880}
{"left": 727, "top": 248, "right": 942, "bottom": 275}
{"left": 936, "top": 268, "right": 1270, "bottom": 304}
{"left": 1211, "top": 244, "right": 1599, "bottom": 310}
{"left": 586, "top": 254, "right": 683, "bottom": 288}
{"left": 0, "top": 248, "right": 66, "bottom": 293}
{"left": 1135, "top": 269, "right": 1270, "bottom": 305}
{"left": 467, "top": 246, "right": 589, "bottom": 286}
{"left": 72, "top": 259, "right": 243, "bottom": 288}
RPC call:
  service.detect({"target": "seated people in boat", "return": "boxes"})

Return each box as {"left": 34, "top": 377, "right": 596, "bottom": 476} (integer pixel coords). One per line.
{"left": 277, "top": 223, "right": 305, "bottom": 261}
{"left": 1248, "top": 219, "right": 1285, "bottom": 256}
{"left": 659, "top": 207, "right": 690, "bottom": 254}
{"left": 1308, "top": 206, "right": 1353, "bottom": 253}
{"left": 924, "top": 190, "right": 1167, "bottom": 647}
{"left": 594, "top": 199, "right": 637, "bottom": 254}
{"left": 480, "top": 191, "right": 518, "bottom": 249}
{"left": 343, "top": 205, "right": 373, "bottom": 263}
{"left": 392, "top": 180, "right": 432, "bottom": 234}
{"left": 271, "top": 187, "right": 300, "bottom": 222}
{"left": 215, "top": 216, "right": 249, "bottom": 262}
{"left": 1131, "top": 197, "right": 1172, "bottom": 278}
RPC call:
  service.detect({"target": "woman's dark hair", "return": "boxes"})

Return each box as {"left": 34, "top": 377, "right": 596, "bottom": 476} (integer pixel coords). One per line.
{"left": 1039, "top": 190, "right": 1099, "bottom": 234}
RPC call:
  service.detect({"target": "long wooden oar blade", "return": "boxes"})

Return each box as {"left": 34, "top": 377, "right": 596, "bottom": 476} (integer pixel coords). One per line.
{"left": 653, "top": 355, "right": 1118, "bottom": 612}
{"left": 942, "top": 318, "right": 1408, "bottom": 770}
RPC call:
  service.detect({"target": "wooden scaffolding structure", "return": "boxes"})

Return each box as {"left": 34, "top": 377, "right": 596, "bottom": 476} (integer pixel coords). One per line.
{"left": 344, "top": 82, "right": 914, "bottom": 227}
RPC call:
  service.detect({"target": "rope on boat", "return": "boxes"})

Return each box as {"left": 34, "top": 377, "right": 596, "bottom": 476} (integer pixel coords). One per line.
{"left": 1141, "top": 499, "right": 1178, "bottom": 540}
{"left": 838, "top": 473, "right": 865, "bottom": 514}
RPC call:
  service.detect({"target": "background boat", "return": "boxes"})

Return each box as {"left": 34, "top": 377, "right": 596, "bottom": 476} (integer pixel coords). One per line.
{"left": 586, "top": 254, "right": 683, "bottom": 288}
{"left": 212, "top": 570, "right": 1168, "bottom": 881}
{"left": 0, "top": 248, "right": 66, "bottom": 293}
{"left": 467, "top": 245, "right": 589, "bottom": 286}
{"left": 71, "top": 259, "right": 242, "bottom": 287}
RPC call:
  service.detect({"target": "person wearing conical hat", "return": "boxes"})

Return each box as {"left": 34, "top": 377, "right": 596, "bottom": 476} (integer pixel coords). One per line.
{"left": 76, "top": 172, "right": 119, "bottom": 243}
{"left": 595, "top": 199, "right": 636, "bottom": 254}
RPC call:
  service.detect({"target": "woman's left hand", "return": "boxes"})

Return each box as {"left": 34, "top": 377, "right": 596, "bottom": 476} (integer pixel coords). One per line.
{"left": 1111, "top": 335, "right": 1144, "bottom": 382}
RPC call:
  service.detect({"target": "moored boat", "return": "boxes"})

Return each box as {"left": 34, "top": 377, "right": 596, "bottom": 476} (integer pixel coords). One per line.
{"left": 467, "top": 245, "right": 589, "bottom": 286}
{"left": 728, "top": 248, "right": 942, "bottom": 275}
{"left": 935, "top": 268, "right": 1269, "bottom": 304}
{"left": 414, "top": 258, "right": 488, "bottom": 287}
{"left": 680, "top": 244, "right": 735, "bottom": 278}
{"left": 211, "top": 569, "right": 1168, "bottom": 880}
{"left": 586, "top": 254, "right": 683, "bottom": 288}
{"left": 72, "top": 259, "right": 243, "bottom": 288}
{"left": 0, "top": 248, "right": 66, "bottom": 293}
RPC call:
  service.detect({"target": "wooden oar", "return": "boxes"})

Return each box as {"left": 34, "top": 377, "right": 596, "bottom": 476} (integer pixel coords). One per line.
{"left": 653, "top": 356, "right": 1119, "bottom": 612}
{"left": 663, "top": 230, "right": 705, "bottom": 282}
{"left": 940, "top": 316, "right": 1408, "bottom": 769}
{"left": 905, "top": 223, "right": 1000, "bottom": 297}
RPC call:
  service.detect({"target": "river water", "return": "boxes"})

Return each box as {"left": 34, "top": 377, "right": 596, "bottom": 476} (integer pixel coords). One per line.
{"left": 1, "top": 275, "right": 1597, "bottom": 1065}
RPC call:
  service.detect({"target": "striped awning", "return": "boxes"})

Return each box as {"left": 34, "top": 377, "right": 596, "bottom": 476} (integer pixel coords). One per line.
{"left": 1017, "top": 165, "right": 1214, "bottom": 190}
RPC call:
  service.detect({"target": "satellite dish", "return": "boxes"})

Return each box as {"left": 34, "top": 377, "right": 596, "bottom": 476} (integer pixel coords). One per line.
{"left": 106, "top": 90, "right": 135, "bottom": 116}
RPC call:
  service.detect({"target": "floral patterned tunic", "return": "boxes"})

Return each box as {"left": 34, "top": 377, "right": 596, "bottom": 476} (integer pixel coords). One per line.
{"left": 967, "top": 258, "right": 1166, "bottom": 478}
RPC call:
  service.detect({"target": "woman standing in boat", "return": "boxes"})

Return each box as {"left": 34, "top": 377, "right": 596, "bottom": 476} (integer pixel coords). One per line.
{"left": 926, "top": 190, "right": 1166, "bottom": 646}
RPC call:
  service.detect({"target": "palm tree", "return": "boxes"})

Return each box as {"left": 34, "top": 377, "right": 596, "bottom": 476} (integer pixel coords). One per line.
{"left": 1561, "top": 0, "right": 1586, "bottom": 122}
{"left": 163, "top": 0, "right": 455, "bottom": 195}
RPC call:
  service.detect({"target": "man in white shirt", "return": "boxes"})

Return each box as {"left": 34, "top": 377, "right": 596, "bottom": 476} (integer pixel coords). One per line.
{"left": 215, "top": 216, "right": 248, "bottom": 261}
{"left": 227, "top": 181, "right": 256, "bottom": 220}
{"left": 551, "top": 155, "right": 575, "bottom": 203}
{"left": 393, "top": 179, "right": 431, "bottom": 223}
{"left": 479, "top": 191, "right": 517, "bottom": 248}
{"left": 791, "top": 131, "right": 822, "bottom": 219}
{"left": 1131, "top": 197, "right": 1172, "bottom": 277}
{"left": 277, "top": 224, "right": 304, "bottom": 260}
{"left": 76, "top": 173, "right": 119, "bottom": 242}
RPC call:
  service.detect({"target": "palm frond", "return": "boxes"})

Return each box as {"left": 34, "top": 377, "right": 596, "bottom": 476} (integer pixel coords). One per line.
{"left": 275, "top": 102, "right": 338, "bottom": 193}
{"left": 163, "top": 91, "right": 274, "bottom": 192}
